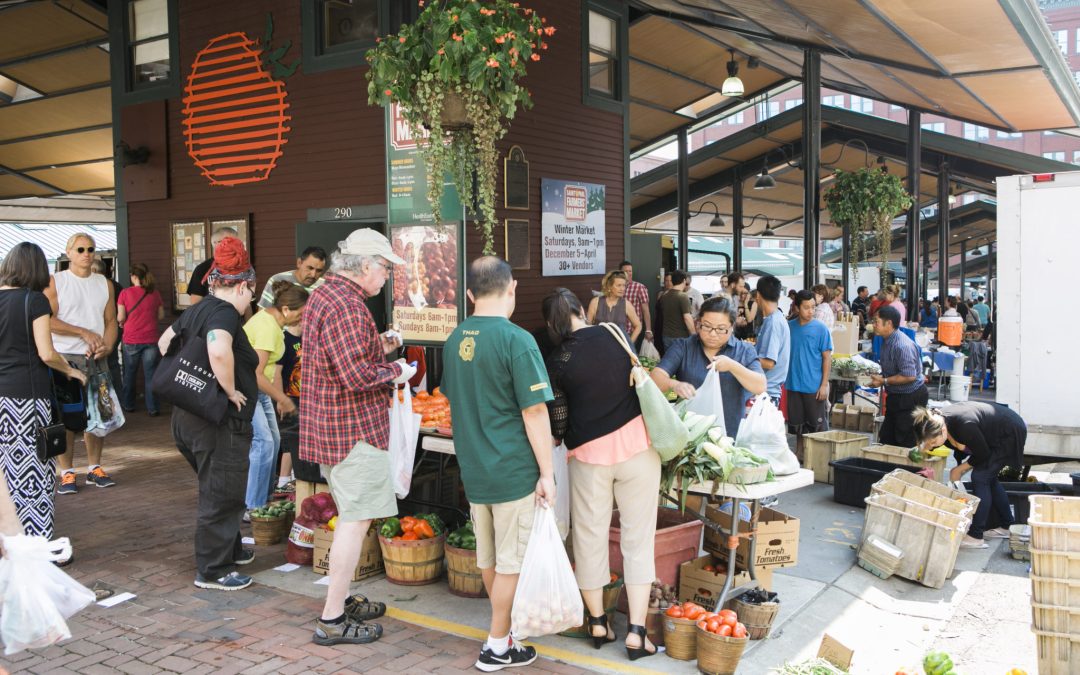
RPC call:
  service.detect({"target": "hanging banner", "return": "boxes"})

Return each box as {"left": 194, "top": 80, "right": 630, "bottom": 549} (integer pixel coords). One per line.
{"left": 390, "top": 224, "right": 460, "bottom": 344}
{"left": 385, "top": 103, "right": 463, "bottom": 225}
{"left": 541, "top": 178, "right": 606, "bottom": 276}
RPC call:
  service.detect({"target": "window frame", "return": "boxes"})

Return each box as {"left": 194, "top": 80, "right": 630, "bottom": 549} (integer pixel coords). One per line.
{"left": 581, "top": 0, "right": 628, "bottom": 114}
{"left": 110, "top": 0, "right": 180, "bottom": 103}
{"left": 301, "top": 0, "right": 416, "bottom": 75}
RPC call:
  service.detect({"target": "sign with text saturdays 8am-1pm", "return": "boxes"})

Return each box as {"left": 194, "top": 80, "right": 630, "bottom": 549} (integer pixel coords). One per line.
{"left": 541, "top": 178, "right": 606, "bottom": 276}
{"left": 390, "top": 224, "right": 460, "bottom": 344}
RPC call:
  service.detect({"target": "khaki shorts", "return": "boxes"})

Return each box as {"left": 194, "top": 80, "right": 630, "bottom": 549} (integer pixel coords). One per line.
{"left": 320, "top": 442, "right": 397, "bottom": 522}
{"left": 471, "top": 492, "right": 536, "bottom": 575}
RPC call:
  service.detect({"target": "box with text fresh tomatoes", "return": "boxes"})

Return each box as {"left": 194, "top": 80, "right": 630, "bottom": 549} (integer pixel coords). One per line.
{"left": 678, "top": 555, "right": 772, "bottom": 608}
{"left": 313, "top": 523, "right": 383, "bottom": 582}
{"left": 703, "top": 505, "right": 800, "bottom": 569}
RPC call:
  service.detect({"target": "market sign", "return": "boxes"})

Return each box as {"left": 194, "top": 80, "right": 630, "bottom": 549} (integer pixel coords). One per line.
{"left": 541, "top": 178, "right": 606, "bottom": 276}
{"left": 390, "top": 224, "right": 460, "bottom": 344}
{"left": 386, "top": 104, "right": 463, "bottom": 225}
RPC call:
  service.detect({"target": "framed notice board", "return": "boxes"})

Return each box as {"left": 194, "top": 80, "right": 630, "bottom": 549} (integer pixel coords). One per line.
{"left": 505, "top": 219, "right": 530, "bottom": 269}
{"left": 170, "top": 214, "right": 251, "bottom": 311}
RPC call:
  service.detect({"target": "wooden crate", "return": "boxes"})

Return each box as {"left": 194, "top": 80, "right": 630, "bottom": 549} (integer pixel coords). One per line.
{"left": 862, "top": 492, "right": 970, "bottom": 589}
{"left": 803, "top": 430, "right": 870, "bottom": 484}
{"left": 861, "top": 444, "right": 946, "bottom": 482}
{"left": 874, "top": 469, "right": 975, "bottom": 505}
{"left": 1030, "top": 496, "right": 1080, "bottom": 553}
{"left": 1032, "top": 575, "right": 1080, "bottom": 608}
{"left": 1035, "top": 629, "right": 1080, "bottom": 675}
{"left": 871, "top": 474, "right": 976, "bottom": 518}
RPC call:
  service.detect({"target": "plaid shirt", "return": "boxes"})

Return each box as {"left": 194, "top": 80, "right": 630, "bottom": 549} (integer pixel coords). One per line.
{"left": 299, "top": 274, "right": 401, "bottom": 465}
{"left": 880, "top": 330, "right": 924, "bottom": 394}
{"left": 624, "top": 280, "right": 650, "bottom": 328}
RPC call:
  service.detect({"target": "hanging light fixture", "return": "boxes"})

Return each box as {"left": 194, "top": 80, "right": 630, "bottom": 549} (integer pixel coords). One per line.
{"left": 947, "top": 183, "right": 957, "bottom": 205}
{"left": 746, "top": 213, "right": 776, "bottom": 237}
{"left": 690, "top": 200, "right": 726, "bottom": 229}
{"left": 753, "top": 161, "right": 776, "bottom": 190}
{"left": 721, "top": 50, "right": 744, "bottom": 97}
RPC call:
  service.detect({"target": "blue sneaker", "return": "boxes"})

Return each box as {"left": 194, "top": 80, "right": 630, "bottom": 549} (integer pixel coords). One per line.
{"left": 87, "top": 467, "right": 115, "bottom": 488}
{"left": 194, "top": 571, "right": 252, "bottom": 591}
{"left": 57, "top": 472, "right": 78, "bottom": 495}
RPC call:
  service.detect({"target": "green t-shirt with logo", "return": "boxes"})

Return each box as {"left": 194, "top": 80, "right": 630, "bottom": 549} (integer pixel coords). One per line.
{"left": 442, "top": 315, "right": 553, "bottom": 505}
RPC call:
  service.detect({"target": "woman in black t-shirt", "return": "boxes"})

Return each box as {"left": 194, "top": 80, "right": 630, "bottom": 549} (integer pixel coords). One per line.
{"left": 0, "top": 243, "right": 86, "bottom": 541}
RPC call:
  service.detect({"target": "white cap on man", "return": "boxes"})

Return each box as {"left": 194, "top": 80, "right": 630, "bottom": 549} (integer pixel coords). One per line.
{"left": 340, "top": 228, "right": 405, "bottom": 265}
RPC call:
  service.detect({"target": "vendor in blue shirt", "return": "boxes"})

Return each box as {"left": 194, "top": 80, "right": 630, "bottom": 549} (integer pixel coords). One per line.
{"left": 869, "top": 305, "right": 928, "bottom": 448}
{"left": 651, "top": 296, "right": 766, "bottom": 436}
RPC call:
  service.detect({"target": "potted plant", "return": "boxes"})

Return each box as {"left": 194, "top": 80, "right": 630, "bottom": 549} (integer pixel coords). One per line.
{"left": 366, "top": 0, "right": 555, "bottom": 255}
{"left": 823, "top": 167, "right": 913, "bottom": 286}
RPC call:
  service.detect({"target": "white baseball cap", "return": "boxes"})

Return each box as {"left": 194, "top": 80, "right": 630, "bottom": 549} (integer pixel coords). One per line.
{"left": 339, "top": 228, "right": 405, "bottom": 265}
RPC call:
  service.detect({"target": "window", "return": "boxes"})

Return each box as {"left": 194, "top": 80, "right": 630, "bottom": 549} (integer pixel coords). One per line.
{"left": 726, "top": 111, "right": 745, "bottom": 125}
{"left": 1074, "top": 71, "right": 1080, "bottom": 88}
{"left": 1043, "top": 151, "right": 1065, "bottom": 161}
{"left": 963, "top": 124, "right": 989, "bottom": 140}
{"left": 890, "top": 104, "right": 902, "bottom": 111}
{"left": 588, "top": 10, "right": 617, "bottom": 97}
{"left": 997, "top": 130, "right": 1022, "bottom": 139}
{"left": 921, "top": 122, "right": 945, "bottom": 133}
{"left": 1056, "top": 29, "right": 1069, "bottom": 56}
{"left": 127, "top": 0, "right": 171, "bottom": 87}
{"left": 785, "top": 98, "right": 803, "bottom": 110}
{"left": 582, "top": 1, "right": 625, "bottom": 110}
{"left": 822, "top": 95, "right": 845, "bottom": 108}
{"left": 1044, "top": 130, "right": 1057, "bottom": 137}
{"left": 1073, "top": 150, "right": 1080, "bottom": 164}
{"left": 850, "top": 95, "right": 873, "bottom": 113}
{"left": 302, "top": 0, "right": 416, "bottom": 74}
{"left": 757, "top": 101, "right": 780, "bottom": 119}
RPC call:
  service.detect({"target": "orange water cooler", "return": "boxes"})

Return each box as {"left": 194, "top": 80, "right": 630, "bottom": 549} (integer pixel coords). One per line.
{"left": 937, "top": 316, "right": 963, "bottom": 347}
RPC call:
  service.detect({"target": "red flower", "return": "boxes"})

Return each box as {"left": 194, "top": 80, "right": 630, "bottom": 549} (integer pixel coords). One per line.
{"left": 486, "top": 58, "right": 499, "bottom": 67}
{"left": 495, "top": 35, "right": 505, "bottom": 44}
{"left": 399, "top": 36, "right": 406, "bottom": 43}
{"left": 375, "top": 37, "right": 381, "bottom": 43}
{"left": 544, "top": 26, "right": 556, "bottom": 36}
{"left": 452, "top": 33, "right": 462, "bottom": 41}
{"left": 530, "top": 53, "right": 540, "bottom": 61}
{"left": 438, "top": 48, "right": 445, "bottom": 55}
{"left": 524, "top": 8, "right": 532, "bottom": 15}
{"left": 541, "top": 43, "right": 548, "bottom": 50}
{"left": 384, "top": 89, "right": 392, "bottom": 96}
{"left": 541, "top": 16, "right": 547, "bottom": 23}
{"left": 510, "top": 59, "right": 517, "bottom": 66}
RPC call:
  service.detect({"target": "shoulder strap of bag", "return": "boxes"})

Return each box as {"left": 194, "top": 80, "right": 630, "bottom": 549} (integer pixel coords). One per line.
{"left": 23, "top": 291, "right": 57, "bottom": 431}
{"left": 599, "top": 322, "right": 643, "bottom": 387}
{"left": 125, "top": 288, "right": 150, "bottom": 318}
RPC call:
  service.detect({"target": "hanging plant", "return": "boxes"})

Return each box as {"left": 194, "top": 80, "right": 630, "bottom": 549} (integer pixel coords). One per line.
{"left": 823, "top": 167, "right": 913, "bottom": 286}
{"left": 366, "top": 0, "right": 554, "bottom": 255}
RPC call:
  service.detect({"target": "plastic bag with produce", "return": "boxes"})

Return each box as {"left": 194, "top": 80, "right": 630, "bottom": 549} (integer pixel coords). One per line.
{"left": 735, "top": 394, "right": 799, "bottom": 475}
{"left": 510, "top": 506, "right": 583, "bottom": 638}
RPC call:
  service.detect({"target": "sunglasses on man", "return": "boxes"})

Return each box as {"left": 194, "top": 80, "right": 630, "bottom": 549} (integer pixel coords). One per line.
{"left": 75, "top": 246, "right": 95, "bottom": 254}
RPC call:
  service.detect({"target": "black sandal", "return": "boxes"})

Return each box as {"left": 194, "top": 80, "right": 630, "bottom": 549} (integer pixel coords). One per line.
{"left": 587, "top": 613, "right": 616, "bottom": 649}
{"left": 345, "top": 594, "right": 386, "bottom": 621}
{"left": 625, "top": 624, "right": 657, "bottom": 661}
{"left": 313, "top": 618, "right": 383, "bottom": 646}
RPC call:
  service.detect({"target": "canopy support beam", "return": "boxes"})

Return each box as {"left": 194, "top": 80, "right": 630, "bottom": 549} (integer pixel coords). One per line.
{"left": 938, "top": 159, "right": 951, "bottom": 300}
{"left": 906, "top": 111, "right": 921, "bottom": 316}
{"left": 802, "top": 49, "right": 821, "bottom": 289}
{"left": 732, "top": 172, "right": 743, "bottom": 274}
{"left": 677, "top": 128, "right": 689, "bottom": 270}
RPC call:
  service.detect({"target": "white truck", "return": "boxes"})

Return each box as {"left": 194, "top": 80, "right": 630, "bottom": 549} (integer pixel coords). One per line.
{"left": 996, "top": 171, "right": 1080, "bottom": 460}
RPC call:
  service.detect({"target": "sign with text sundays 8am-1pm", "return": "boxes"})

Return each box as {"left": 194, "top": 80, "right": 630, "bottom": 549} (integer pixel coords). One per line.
{"left": 386, "top": 103, "right": 463, "bottom": 225}
{"left": 541, "top": 178, "right": 606, "bottom": 276}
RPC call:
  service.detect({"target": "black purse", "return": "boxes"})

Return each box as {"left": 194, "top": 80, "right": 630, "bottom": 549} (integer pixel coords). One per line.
{"left": 24, "top": 292, "right": 67, "bottom": 462}
{"left": 151, "top": 300, "right": 229, "bottom": 423}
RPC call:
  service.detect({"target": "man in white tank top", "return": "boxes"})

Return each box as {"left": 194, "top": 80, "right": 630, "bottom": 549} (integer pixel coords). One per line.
{"left": 45, "top": 233, "right": 119, "bottom": 494}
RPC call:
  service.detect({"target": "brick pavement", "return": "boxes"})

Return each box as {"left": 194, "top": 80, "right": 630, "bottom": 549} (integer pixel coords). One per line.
{"left": 0, "top": 409, "right": 591, "bottom": 675}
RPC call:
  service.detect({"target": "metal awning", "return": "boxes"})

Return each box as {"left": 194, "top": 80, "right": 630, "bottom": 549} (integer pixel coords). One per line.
{"left": 630, "top": 105, "right": 1074, "bottom": 238}
{"left": 629, "top": 0, "right": 1080, "bottom": 150}
{"left": 0, "top": 1, "right": 112, "bottom": 200}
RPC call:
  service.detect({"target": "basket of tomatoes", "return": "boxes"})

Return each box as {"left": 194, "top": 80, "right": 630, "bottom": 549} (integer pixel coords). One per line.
{"left": 378, "top": 514, "right": 446, "bottom": 585}
{"left": 696, "top": 608, "right": 749, "bottom": 675}
{"left": 662, "top": 602, "right": 707, "bottom": 660}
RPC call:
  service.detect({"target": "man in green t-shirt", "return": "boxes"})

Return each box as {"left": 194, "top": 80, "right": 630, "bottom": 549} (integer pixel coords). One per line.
{"left": 659, "top": 270, "right": 696, "bottom": 350}
{"left": 442, "top": 256, "right": 555, "bottom": 672}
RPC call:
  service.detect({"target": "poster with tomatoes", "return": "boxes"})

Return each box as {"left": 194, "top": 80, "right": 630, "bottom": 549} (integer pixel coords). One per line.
{"left": 390, "top": 224, "right": 460, "bottom": 344}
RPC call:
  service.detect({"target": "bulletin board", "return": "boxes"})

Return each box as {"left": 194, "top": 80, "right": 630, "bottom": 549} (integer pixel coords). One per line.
{"left": 170, "top": 215, "right": 251, "bottom": 311}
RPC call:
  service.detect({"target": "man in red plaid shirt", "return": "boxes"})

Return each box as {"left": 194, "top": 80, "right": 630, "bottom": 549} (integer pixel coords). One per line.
{"left": 300, "top": 229, "right": 416, "bottom": 647}
{"left": 620, "top": 260, "right": 653, "bottom": 348}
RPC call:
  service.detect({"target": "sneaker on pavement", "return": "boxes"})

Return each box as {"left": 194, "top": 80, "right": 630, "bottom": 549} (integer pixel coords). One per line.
{"left": 475, "top": 641, "right": 538, "bottom": 672}
{"left": 234, "top": 548, "right": 256, "bottom": 566}
{"left": 983, "top": 527, "right": 1010, "bottom": 539}
{"left": 194, "top": 571, "right": 252, "bottom": 591}
{"left": 87, "top": 467, "right": 116, "bottom": 488}
{"left": 57, "top": 472, "right": 78, "bottom": 495}
{"left": 960, "top": 535, "right": 989, "bottom": 549}
{"left": 242, "top": 510, "right": 251, "bottom": 523}
{"left": 312, "top": 618, "right": 383, "bottom": 646}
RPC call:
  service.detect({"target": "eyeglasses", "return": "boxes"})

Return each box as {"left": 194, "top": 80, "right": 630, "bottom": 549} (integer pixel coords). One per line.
{"left": 375, "top": 260, "right": 393, "bottom": 273}
{"left": 75, "top": 246, "right": 95, "bottom": 254}
{"left": 699, "top": 322, "right": 732, "bottom": 336}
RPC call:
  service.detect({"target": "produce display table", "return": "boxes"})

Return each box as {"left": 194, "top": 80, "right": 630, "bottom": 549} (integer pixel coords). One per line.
{"left": 412, "top": 432, "right": 466, "bottom": 519}
{"left": 676, "top": 469, "right": 814, "bottom": 610}
{"left": 420, "top": 432, "right": 455, "bottom": 456}
{"left": 828, "top": 374, "right": 880, "bottom": 411}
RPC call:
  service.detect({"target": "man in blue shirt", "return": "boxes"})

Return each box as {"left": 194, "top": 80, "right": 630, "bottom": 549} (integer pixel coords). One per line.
{"left": 651, "top": 296, "right": 766, "bottom": 436}
{"left": 786, "top": 290, "right": 833, "bottom": 458}
{"left": 972, "top": 296, "right": 990, "bottom": 326}
{"left": 753, "top": 276, "right": 789, "bottom": 405}
{"left": 870, "top": 305, "right": 928, "bottom": 448}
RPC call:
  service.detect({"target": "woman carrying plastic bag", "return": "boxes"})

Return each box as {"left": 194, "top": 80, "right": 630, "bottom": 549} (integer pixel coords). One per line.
{"left": 388, "top": 385, "right": 421, "bottom": 499}
{"left": 736, "top": 394, "right": 800, "bottom": 475}
{"left": 510, "top": 505, "right": 583, "bottom": 639}
{"left": 684, "top": 368, "right": 727, "bottom": 438}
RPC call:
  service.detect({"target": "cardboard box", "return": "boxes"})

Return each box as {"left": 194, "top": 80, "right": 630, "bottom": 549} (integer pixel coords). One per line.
{"left": 703, "top": 505, "right": 800, "bottom": 569}
{"left": 830, "top": 403, "right": 846, "bottom": 429}
{"left": 678, "top": 555, "right": 772, "bottom": 607}
{"left": 312, "top": 523, "right": 384, "bottom": 582}
{"left": 295, "top": 480, "right": 329, "bottom": 506}
{"left": 830, "top": 316, "right": 861, "bottom": 356}
{"left": 818, "top": 633, "right": 854, "bottom": 670}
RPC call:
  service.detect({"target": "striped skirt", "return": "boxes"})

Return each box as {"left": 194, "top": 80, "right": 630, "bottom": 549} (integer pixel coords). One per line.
{"left": 0, "top": 397, "right": 55, "bottom": 538}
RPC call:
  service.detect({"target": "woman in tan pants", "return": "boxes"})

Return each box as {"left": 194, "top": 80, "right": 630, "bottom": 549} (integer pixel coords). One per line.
{"left": 542, "top": 288, "right": 661, "bottom": 661}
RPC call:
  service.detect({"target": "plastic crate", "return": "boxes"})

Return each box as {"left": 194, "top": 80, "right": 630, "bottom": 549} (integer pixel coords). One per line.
{"left": 960, "top": 481, "right": 1058, "bottom": 527}
{"left": 860, "top": 443, "right": 945, "bottom": 482}
{"left": 1033, "top": 601, "right": 1080, "bottom": 634}
{"left": 1032, "top": 575, "right": 1080, "bottom": 608}
{"left": 828, "top": 457, "right": 918, "bottom": 508}
{"left": 803, "top": 430, "right": 870, "bottom": 484}
{"left": 1034, "top": 628, "right": 1080, "bottom": 675}
{"left": 1029, "top": 496, "right": 1080, "bottom": 553}
{"left": 862, "top": 491, "right": 971, "bottom": 589}
{"left": 1031, "top": 547, "right": 1080, "bottom": 580}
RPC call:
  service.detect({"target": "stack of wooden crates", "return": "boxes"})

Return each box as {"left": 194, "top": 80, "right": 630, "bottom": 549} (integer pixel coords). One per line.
{"left": 803, "top": 430, "right": 869, "bottom": 483}
{"left": 1029, "top": 495, "right": 1080, "bottom": 674}
{"left": 859, "top": 470, "right": 978, "bottom": 588}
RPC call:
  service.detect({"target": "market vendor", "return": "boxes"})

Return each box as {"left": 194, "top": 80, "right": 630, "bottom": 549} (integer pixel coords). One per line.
{"left": 869, "top": 306, "right": 927, "bottom": 448}
{"left": 651, "top": 296, "right": 766, "bottom": 436}
{"left": 912, "top": 403, "right": 1025, "bottom": 548}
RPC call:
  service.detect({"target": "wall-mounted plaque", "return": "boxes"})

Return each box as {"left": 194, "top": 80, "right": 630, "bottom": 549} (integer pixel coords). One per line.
{"left": 505, "top": 219, "right": 530, "bottom": 270}
{"left": 503, "top": 145, "right": 530, "bottom": 210}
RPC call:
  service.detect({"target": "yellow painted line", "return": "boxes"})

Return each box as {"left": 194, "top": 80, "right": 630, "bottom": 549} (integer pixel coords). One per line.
{"left": 385, "top": 606, "right": 661, "bottom": 674}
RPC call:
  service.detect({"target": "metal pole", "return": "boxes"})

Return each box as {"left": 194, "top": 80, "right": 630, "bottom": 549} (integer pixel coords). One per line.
{"left": 802, "top": 49, "right": 821, "bottom": 290}
{"left": 921, "top": 233, "right": 930, "bottom": 302}
{"left": 677, "top": 129, "right": 689, "bottom": 271}
{"left": 937, "top": 160, "right": 950, "bottom": 302}
{"left": 959, "top": 240, "right": 967, "bottom": 300}
{"left": 987, "top": 242, "right": 994, "bottom": 298}
{"left": 842, "top": 221, "right": 850, "bottom": 303}
{"left": 906, "top": 111, "right": 921, "bottom": 318}
{"left": 732, "top": 174, "right": 743, "bottom": 274}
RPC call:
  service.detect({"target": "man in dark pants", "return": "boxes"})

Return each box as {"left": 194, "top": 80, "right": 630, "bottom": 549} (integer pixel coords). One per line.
{"left": 870, "top": 306, "right": 928, "bottom": 448}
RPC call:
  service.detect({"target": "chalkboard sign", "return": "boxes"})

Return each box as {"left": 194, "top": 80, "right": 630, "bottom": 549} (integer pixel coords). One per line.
{"left": 505, "top": 219, "right": 530, "bottom": 270}
{"left": 503, "top": 145, "right": 529, "bottom": 210}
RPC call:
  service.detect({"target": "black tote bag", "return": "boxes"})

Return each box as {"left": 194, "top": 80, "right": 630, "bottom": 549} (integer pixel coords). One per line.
{"left": 151, "top": 301, "right": 229, "bottom": 423}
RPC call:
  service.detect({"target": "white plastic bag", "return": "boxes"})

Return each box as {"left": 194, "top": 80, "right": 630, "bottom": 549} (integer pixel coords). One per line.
{"left": 85, "top": 370, "right": 125, "bottom": 438}
{"left": 685, "top": 369, "right": 726, "bottom": 438}
{"left": 735, "top": 394, "right": 799, "bottom": 475}
{"left": 639, "top": 337, "right": 660, "bottom": 361}
{"left": 0, "top": 535, "right": 95, "bottom": 655}
{"left": 388, "top": 386, "right": 422, "bottom": 499}
{"left": 510, "top": 506, "right": 583, "bottom": 638}
{"left": 552, "top": 443, "right": 570, "bottom": 541}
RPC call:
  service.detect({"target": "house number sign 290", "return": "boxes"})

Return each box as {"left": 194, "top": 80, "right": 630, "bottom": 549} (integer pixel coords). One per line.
{"left": 334, "top": 207, "right": 353, "bottom": 219}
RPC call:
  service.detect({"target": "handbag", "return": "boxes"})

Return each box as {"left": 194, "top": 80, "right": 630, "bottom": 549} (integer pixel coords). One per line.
{"left": 23, "top": 292, "right": 66, "bottom": 462}
{"left": 151, "top": 300, "right": 229, "bottom": 423}
{"left": 599, "top": 323, "right": 689, "bottom": 462}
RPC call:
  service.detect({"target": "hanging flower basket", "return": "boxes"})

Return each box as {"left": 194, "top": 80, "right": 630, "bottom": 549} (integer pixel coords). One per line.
{"left": 366, "top": 0, "right": 555, "bottom": 255}
{"left": 823, "top": 167, "right": 913, "bottom": 286}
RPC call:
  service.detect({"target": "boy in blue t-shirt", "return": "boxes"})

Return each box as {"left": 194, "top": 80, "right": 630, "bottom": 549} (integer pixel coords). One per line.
{"left": 786, "top": 290, "right": 833, "bottom": 459}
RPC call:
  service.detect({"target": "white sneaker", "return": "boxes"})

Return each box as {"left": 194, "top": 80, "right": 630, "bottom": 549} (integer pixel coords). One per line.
{"left": 983, "top": 527, "right": 1010, "bottom": 539}
{"left": 960, "top": 535, "right": 988, "bottom": 549}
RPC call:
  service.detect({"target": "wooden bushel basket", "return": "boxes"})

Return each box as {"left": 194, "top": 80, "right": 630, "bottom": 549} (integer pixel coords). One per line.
{"left": 696, "top": 627, "right": 748, "bottom": 675}
{"left": 250, "top": 515, "right": 287, "bottom": 546}
{"left": 445, "top": 543, "right": 486, "bottom": 598}
{"left": 379, "top": 534, "right": 445, "bottom": 585}
{"left": 731, "top": 597, "right": 779, "bottom": 640}
{"left": 661, "top": 615, "right": 698, "bottom": 660}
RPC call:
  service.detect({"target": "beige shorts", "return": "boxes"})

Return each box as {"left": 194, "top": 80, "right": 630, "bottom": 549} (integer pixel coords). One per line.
{"left": 471, "top": 492, "right": 536, "bottom": 575}
{"left": 320, "top": 442, "right": 397, "bottom": 522}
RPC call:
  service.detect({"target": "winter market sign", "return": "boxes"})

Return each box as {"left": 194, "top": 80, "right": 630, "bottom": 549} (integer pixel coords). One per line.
{"left": 541, "top": 178, "right": 605, "bottom": 276}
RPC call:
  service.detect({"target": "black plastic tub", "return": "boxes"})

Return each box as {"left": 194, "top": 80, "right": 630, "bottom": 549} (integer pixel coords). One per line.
{"left": 961, "top": 481, "right": 1059, "bottom": 527}
{"left": 1071, "top": 471, "right": 1080, "bottom": 488}
{"left": 829, "top": 457, "right": 919, "bottom": 508}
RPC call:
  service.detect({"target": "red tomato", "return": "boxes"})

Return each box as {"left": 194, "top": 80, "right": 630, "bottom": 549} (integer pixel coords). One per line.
{"left": 721, "top": 614, "right": 738, "bottom": 629}
{"left": 719, "top": 609, "right": 737, "bottom": 620}
{"left": 703, "top": 564, "right": 716, "bottom": 573}
{"left": 696, "top": 619, "right": 708, "bottom": 630}
{"left": 718, "top": 624, "right": 733, "bottom": 637}
{"left": 665, "top": 606, "right": 684, "bottom": 618}
{"left": 705, "top": 618, "right": 722, "bottom": 633}
{"left": 732, "top": 623, "right": 747, "bottom": 639}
